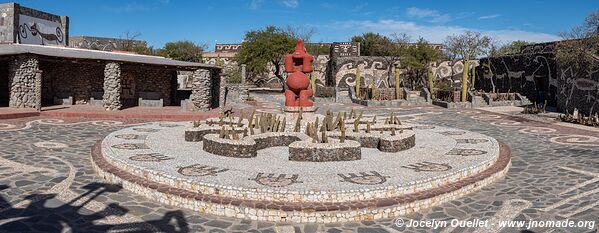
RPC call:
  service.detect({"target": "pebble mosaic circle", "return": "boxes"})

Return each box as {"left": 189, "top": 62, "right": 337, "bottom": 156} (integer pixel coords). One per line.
{"left": 100, "top": 122, "right": 501, "bottom": 202}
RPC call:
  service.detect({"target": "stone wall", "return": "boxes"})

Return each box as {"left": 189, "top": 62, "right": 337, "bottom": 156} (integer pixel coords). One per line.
{"left": 0, "top": 60, "right": 8, "bottom": 106}
{"left": 0, "top": 2, "right": 69, "bottom": 45}
{"left": 122, "top": 65, "right": 173, "bottom": 106}
{"left": 70, "top": 36, "right": 146, "bottom": 51}
{"left": 475, "top": 42, "right": 598, "bottom": 115}
{"left": 40, "top": 62, "right": 104, "bottom": 104}
{"left": 475, "top": 54, "right": 556, "bottom": 106}
{"left": 0, "top": 3, "right": 16, "bottom": 43}
{"left": 8, "top": 55, "right": 40, "bottom": 108}
{"left": 329, "top": 56, "right": 395, "bottom": 89}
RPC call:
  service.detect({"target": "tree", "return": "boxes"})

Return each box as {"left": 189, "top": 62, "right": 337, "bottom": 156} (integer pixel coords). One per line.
{"left": 116, "top": 31, "right": 143, "bottom": 51}
{"left": 497, "top": 40, "right": 532, "bottom": 55}
{"left": 351, "top": 32, "right": 392, "bottom": 56}
{"left": 402, "top": 38, "right": 441, "bottom": 94}
{"left": 158, "top": 41, "right": 204, "bottom": 62}
{"left": 444, "top": 31, "right": 492, "bottom": 101}
{"left": 556, "top": 10, "right": 599, "bottom": 70}
{"left": 305, "top": 43, "right": 330, "bottom": 56}
{"left": 235, "top": 26, "right": 296, "bottom": 91}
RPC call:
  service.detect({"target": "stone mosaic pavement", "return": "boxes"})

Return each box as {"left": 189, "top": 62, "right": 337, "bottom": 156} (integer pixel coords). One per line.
{"left": 0, "top": 98, "right": 598, "bottom": 232}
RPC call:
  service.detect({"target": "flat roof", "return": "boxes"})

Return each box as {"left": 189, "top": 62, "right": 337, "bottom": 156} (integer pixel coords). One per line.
{"left": 0, "top": 44, "right": 220, "bottom": 70}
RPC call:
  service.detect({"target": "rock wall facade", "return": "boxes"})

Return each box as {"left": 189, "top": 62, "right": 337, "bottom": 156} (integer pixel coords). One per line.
{"left": 41, "top": 62, "right": 104, "bottom": 104}
{"left": 475, "top": 42, "right": 598, "bottom": 115}
{"left": 122, "top": 65, "right": 173, "bottom": 106}
{"left": 8, "top": 55, "right": 40, "bottom": 108}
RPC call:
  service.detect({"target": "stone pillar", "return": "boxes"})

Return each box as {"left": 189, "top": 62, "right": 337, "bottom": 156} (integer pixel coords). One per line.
{"left": 190, "top": 68, "right": 211, "bottom": 111}
{"left": 103, "top": 62, "right": 122, "bottom": 111}
{"left": 239, "top": 64, "right": 250, "bottom": 101}
{"left": 8, "top": 55, "right": 41, "bottom": 109}
{"left": 219, "top": 71, "right": 227, "bottom": 109}
{"left": 35, "top": 70, "right": 42, "bottom": 111}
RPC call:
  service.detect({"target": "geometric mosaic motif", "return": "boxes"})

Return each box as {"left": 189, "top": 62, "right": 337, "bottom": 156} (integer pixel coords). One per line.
{"left": 129, "top": 153, "right": 173, "bottom": 162}
{"left": 132, "top": 128, "right": 161, "bottom": 133}
{"left": 249, "top": 173, "right": 302, "bottom": 187}
{"left": 455, "top": 138, "right": 489, "bottom": 144}
{"left": 402, "top": 161, "right": 452, "bottom": 172}
{"left": 446, "top": 148, "right": 488, "bottom": 156}
{"left": 338, "top": 171, "right": 389, "bottom": 185}
{"left": 115, "top": 134, "right": 147, "bottom": 140}
{"left": 177, "top": 164, "right": 229, "bottom": 177}
{"left": 438, "top": 131, "right": 466, "bottom": 136}
{"left": 111, "top": 143, "right": 149, "bottom": 150}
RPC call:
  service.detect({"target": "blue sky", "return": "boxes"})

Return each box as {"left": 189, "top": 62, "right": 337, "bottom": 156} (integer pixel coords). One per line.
{"left": 16, "top": 0, "right": 599, "bottom": 51}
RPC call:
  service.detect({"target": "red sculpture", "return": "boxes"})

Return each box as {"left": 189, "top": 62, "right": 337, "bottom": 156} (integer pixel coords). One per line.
{"left": 284, "top": 40, "right": 314, "bottom": 108}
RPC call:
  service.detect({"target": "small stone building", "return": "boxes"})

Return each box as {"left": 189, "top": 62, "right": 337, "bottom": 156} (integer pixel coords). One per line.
{"left": 0, "top": 44, "right": 221, "bottom": 111}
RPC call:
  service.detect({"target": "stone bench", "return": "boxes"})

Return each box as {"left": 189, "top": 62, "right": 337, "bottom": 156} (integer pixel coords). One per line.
{"left": 138, "top": 92, "right": 163, "bottom": 107}
{"left": 89, "top": 91, "right": 104, "bottom": 106}
{"left": 53, "top": 92, "right": 73, "bottom": 105}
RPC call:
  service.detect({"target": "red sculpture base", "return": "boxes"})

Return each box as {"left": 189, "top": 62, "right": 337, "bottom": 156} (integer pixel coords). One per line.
{"left": 285, "top": 89, "right": 313, "bottom": 107}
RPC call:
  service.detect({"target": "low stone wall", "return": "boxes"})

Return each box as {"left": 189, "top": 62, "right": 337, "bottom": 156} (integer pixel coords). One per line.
{"left": 289, "top": 139, "right": 361, "bottom": 162}
{"left": 203, "top": 134, "right": 257, "bottom": 158}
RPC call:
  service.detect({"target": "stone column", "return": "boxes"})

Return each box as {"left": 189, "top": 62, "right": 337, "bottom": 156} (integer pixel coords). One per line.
{"left": 239, "top": 64, "right": 250, "bottom": 101}
{"left": 190, "top": 68, "right": 211, "bottom": 111}
{"left": 8, "top": 55, "right": 41, "bottom": 109}
{"left": 219, "top": 71, "right": 227, "bottom": 109}
{"left": 103, "top": 62, "right": 122, "bottom": 111}
{"left": 35, "top": 70, "right": 42, "bottom": 111}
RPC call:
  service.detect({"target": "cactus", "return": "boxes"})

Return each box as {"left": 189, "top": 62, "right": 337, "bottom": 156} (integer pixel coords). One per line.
{"left": 340, "top": 128, "right": 346, "bottom": 143}
{"left": 366, "top": 122, "right": 371, "bottom": 133}
{"left": 248, "top": 113, "right": 254, "bottom": 128}
{"left": 391, "top": 127, "right": 396, "bottom": 136}
{"left": 353, "top": 119, "right": 360, "bottom": 132}
{"left": 192, "top": 120, "right": 201, "bottom": 128}
{"left": 372, "top": 115, "right": 377, "bottom": 124}
{"left": 314, "top": 117, "right": 320, "bottom": 132}
{"left": 238, "top": 110, "right": 244, "bottom": 124}
{"left": 219, "top": 126, "right": 225, "bottom": 138}
{"left": 355, "top": 67, "right": 361, "bottom": 98}
{"left": 232, "top": 129, "right": 240, "bottom": 140}
{"left": 249, "top": 126, "right": 255, "bottom": 135}
{"left": 427, "top": 65, "right": 435, "bottom": 99}
{"left": 395, "top": 65, "right": 401, "bottom": 99}
{"left": 470, "top": 65, "right": 476, "bottom": 91}
{"left": 321, "top": 130, "right": 328, "bottom": 143}
{"left": 280, "top": 118, "right": 286, "bottom": 132}
{"left": 294, "top": 116, "right": 301, "bottom": 132}
{"left": 461, "top": 59, "right": 469, "bottom": 102}
{"left": 310, "top": 71, "right": 316, "bottom": 95}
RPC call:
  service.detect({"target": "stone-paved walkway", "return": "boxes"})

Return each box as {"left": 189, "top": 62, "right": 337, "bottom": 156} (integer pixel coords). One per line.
{"left": 0, "top": 101, "right": 597, "bottom": 232}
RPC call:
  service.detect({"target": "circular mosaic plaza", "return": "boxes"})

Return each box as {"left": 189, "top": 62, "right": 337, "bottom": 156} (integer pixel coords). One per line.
{"left": 92, "top": 114, "right": 511, "bottom": 223}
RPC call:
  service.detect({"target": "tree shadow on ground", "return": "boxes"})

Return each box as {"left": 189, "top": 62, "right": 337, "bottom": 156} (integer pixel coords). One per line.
{"left": 0, "top": 182, "right": 189, "bottom": 233}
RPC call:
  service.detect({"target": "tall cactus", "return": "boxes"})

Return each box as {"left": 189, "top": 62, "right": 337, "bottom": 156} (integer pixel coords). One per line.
{"left": 461, "top": 59, "right": 469, "bottom": 102}
{"left": 427, "top": 65, "right": 435, "bottom": 99}
{"left": 355, "top": 67, "right": 361, "bottom": 98}
{"left": 395, "top": 65, "right": 401, "bottom": 99}
{"left": 470, "top": 65, "right": 476, "bottom": 91}
{"left": 310, "top": 71, "right": 316, "bottom": 95}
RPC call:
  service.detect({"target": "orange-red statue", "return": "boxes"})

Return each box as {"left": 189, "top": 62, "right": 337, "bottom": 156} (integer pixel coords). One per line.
{"left": 284, "top": 40, "right": 314, "bottom": 108}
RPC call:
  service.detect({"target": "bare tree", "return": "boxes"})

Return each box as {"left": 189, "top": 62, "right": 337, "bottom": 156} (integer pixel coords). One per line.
{"left": 117, "top": 31, "right": 142, "bottom": 51}
{"left": 556, "top": 10, "right": 599, "bottom": 69}
{"left": 444, "top": 31, "right": 492, "bottom": 101}
{"left": 282, "top": 25, "right": 317, "bottom": 42}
